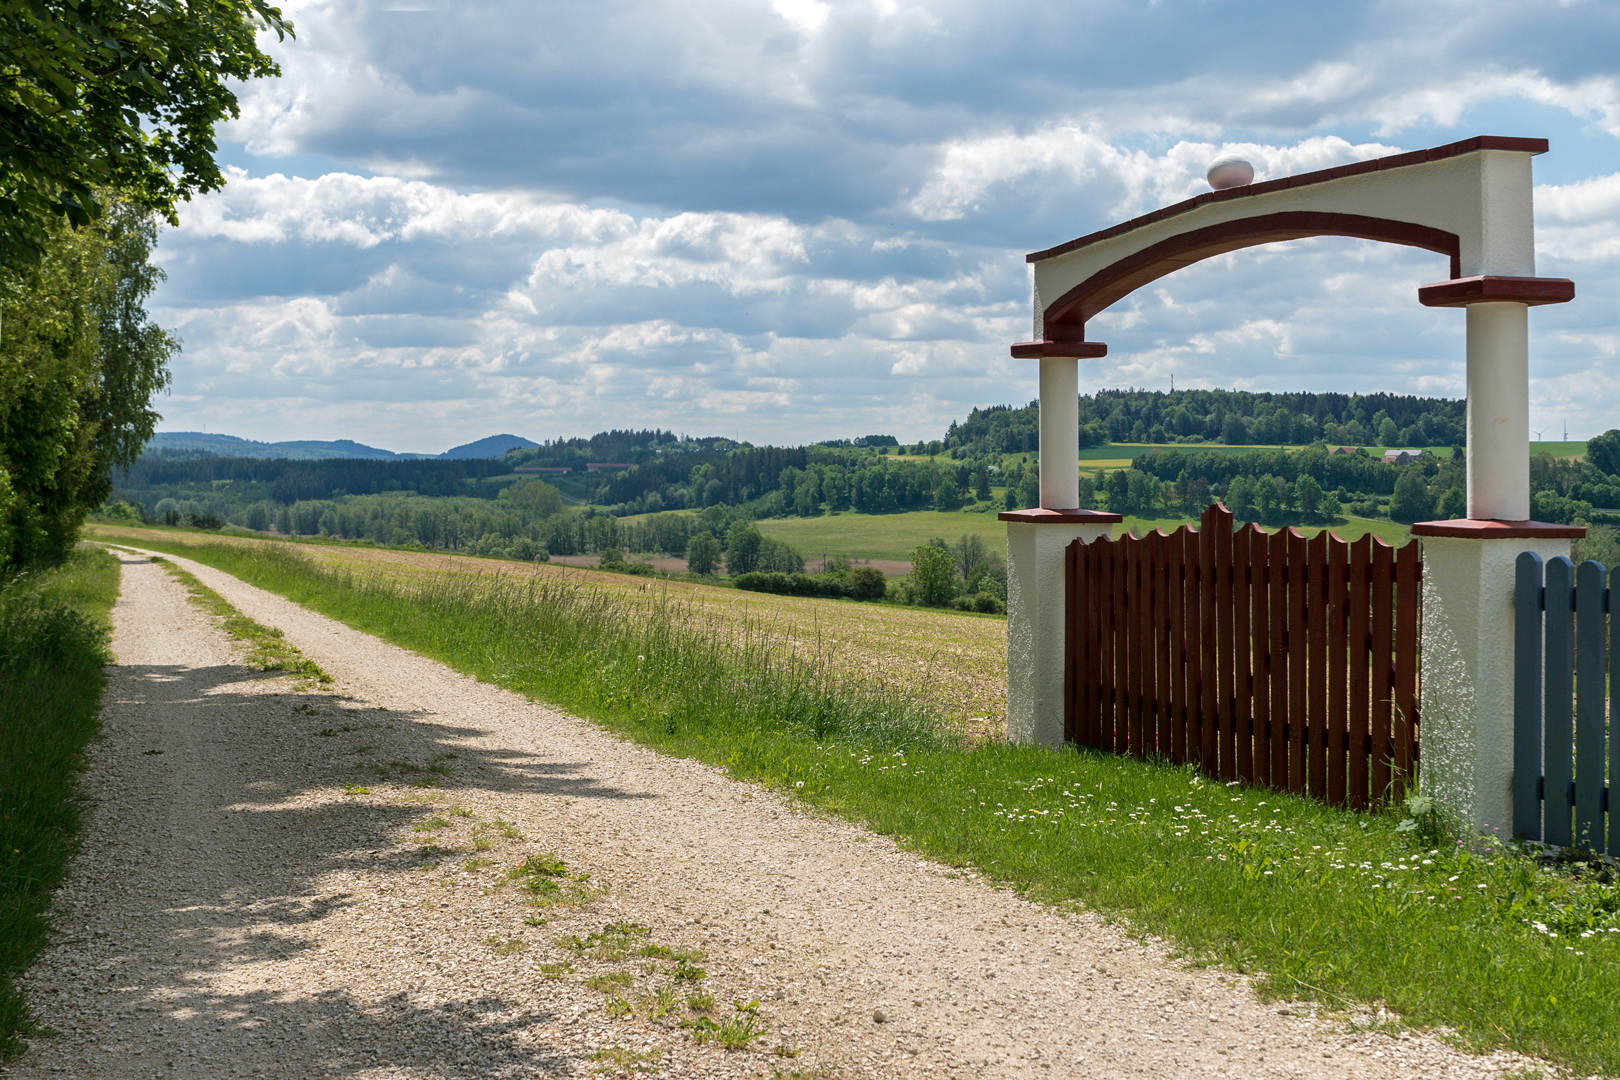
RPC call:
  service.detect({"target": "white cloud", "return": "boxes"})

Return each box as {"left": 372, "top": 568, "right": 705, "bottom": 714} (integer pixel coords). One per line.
{"left": 145, "top": 0, "right": 1620, "bottom": 447}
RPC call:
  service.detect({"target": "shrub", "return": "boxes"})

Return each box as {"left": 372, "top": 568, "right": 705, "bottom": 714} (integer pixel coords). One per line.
{"left": 731, "top": 571, "right": 845, "bottom": 598}
{"left": 843, "top": 565, "right": 888, "bottom": 601}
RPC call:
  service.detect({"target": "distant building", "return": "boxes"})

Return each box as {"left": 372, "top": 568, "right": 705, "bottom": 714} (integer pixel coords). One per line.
{"left": 1331, "top": 446, "right": 1357, "bottom": 455}
{"left": 1381, "top": 449, "right": 1430, "bottom": 465}
{"left": 586, "top": 462, "right": 634, "bottom": 471}
{"left": 514, "top": 466, "right": 571, "bottom": 475}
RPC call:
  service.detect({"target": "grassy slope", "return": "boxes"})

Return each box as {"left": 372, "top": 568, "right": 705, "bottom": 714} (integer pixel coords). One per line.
{"left": 0, "top": 548, "right": 120, "bottom": 1056}
{"left": 102, "top": 531, "right": 1620, "bottom": 1075}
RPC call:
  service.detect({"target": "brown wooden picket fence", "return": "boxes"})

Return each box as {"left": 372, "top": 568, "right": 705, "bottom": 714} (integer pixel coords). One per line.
{"left": 1064, "top": 503, "right": 1421, "bottom": 809}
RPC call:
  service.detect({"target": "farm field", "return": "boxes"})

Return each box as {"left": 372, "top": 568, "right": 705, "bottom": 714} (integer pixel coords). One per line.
{"left": 755, "top": 509, "right": 1007, "bottom": 561}
{"left": 88, "top": 523, "right": 1010, "bottom": 733}
{"left": 756, "top": 508, "right": 1413, "bottom": 562}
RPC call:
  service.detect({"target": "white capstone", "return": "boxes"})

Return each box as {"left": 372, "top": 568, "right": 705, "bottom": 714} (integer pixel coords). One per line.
{"left": 1206, "top": 157, "right": 1255, "bottom": 190}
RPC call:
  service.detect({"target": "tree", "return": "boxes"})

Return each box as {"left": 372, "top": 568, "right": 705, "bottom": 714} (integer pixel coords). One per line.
{"left": 497, "top": 478, "right": 563, "bottom": 518}
{"left": 0, "top": 204, "right": 177, "bottom": 569}
{"left": 1435, "top": 486, "right": 1466, "bottom": 520}
{"left": 1294, "top": 474, "right": 1323, "bottom": 522}
{"left": 972, "top": 463, "right": 991, "bottom": 500}
{"left": 724, "top": 523, "right": 763, "bottom": 575}
{"left": 0, "top": 0, "right": 291, "bottom": 275}
{"left": 905, "top": 543, "right": 957, "bottom": 607}
{"left": 1224, "top": 475, "right": 1256, "bottom": 520}
{"left": 686, "top": 530, "right": 721, "bottom": 575}
{"left": 1586, "top": 429, "right": 1620, "bottom": 477}
{"left": 953, "top": 534, "right": 988, "bottom": 583}
{"left": 932, "top": 474, "right": 964, "bottom": 511}
{"left": 1389, "top": 469, "right": 1435, "bottom": 524}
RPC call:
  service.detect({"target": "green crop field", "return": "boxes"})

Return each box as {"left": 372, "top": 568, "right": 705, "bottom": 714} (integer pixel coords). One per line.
{"left": 756, "top": 508, "right": 1413, "bottom": 564}
{"left": 755, "top": 510, "right": 1008, "bottom": 561}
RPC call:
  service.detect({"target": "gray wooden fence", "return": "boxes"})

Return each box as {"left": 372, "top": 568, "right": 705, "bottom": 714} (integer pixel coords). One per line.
{"left": 1514, "top": 552, "right": 1617, "bottom": 853}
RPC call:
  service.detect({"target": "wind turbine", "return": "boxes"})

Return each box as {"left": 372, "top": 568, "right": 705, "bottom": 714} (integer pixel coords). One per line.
{"left": 1532, "top": 428, "right": 1545, "bottom": 442}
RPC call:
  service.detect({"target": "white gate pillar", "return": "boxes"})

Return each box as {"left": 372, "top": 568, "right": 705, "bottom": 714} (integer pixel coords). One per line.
{"left": 1002, "top": 344, "right": 1118, "bottom": 747}
{"left": 1414, "top": 278, "right": 1578, "bottom": 834}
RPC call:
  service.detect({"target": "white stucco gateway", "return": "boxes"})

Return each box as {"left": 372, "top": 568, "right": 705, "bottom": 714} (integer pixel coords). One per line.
{"left": 1001, "top": 136, "right": 1581, "bottom": 832}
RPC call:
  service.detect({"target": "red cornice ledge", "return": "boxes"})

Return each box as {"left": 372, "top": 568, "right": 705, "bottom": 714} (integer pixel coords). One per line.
{"left": 1417, "top": 276, "right": 1575, "bottom": 308}
{"left": 999, "top": 507, "right": 1124, "bottom": 524}
{"left": 1009, "top": 340, "right": 1109, "bottom": 359}
{"left": 1411, "top": 518, "right": 1586, "bottom": 539}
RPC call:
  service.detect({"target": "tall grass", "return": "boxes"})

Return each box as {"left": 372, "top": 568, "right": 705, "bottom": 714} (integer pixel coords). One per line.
{"left": 116, "top": 537, "right": 1620, "bottom": 1075}
{"left": 0, "top": 549, "right": 118, "bottom": 1057}
{"left": 140, "top": 541, "right": 944, "bottom": 753}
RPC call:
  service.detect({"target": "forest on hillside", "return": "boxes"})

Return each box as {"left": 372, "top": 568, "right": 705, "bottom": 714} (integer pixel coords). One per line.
{"left": 105, "top": 393, "right": 1620, "bottom": 568}
{"left": 942, "top": 389, "right": 1467, "bottom": 457}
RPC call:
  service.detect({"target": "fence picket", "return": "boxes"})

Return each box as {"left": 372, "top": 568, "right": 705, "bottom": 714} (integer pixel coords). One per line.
{"left": 1215, "top": 507, "right": 1237, "bottom": 779}
{"left": 1305, "top": 532, "right": 1330, "bottom": 800}
{"left": 1198, "top": 510, "right": 1219, "bottom": 773}
{"left": 1543, "top": 557, "right": 1576, "bottom": 849}
{"left": 1287, "top": 530, "right": 1310, "bottom": 795}
{"left": 1392, "top": 540, "right": 1422, "bottom": 798}
{"left": 1370, "top": 540, "right": 1396, "bottom": 804}
{"left": 1155, "top": 530, "right": 1175, "bottom": 758}
{"left": 1327, "top": 536, "right": 1350, "bottom": 806}
{"left": 1574, "top": 560, "right": 1607, "bottom": 851}
{"left": 1234, "top": 524, "right": 1260, "bottom": 784}
{"left": 1610, "top": 566, "right": 1620, "bottom": 859}
{"left": 1513, "top": 552, "right": 1545, "bottom": 840}
{"left": 1250, "top": 526, "right": 1272, "bottom": 787}
{"left": 1269, "top": 529, "right": 1292, "bottom": 789}
{"left": 1347, "top": 535, "right": 1373, "bottom": 810}
{"left": 1168, "top": 528, "right": 1188, "bottom": 763}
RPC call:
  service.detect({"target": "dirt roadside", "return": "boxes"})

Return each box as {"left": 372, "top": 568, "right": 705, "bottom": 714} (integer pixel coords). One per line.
{"left": 3, "top": 548, "right": 1545, "bottom": 1079}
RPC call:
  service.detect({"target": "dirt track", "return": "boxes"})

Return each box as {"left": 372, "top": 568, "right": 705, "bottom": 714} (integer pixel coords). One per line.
{"left": 3, "top": 548, "right": 1546, "bottom": 1079}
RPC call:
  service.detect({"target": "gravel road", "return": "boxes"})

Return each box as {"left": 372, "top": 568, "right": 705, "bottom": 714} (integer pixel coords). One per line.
{"left": 3, "top": 548, "right": 1549, "bottom": 1079}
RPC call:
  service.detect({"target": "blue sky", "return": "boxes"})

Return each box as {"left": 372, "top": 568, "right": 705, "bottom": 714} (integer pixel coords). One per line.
{"left": 151, "top": 0, "right": 1620, "bottom": 452}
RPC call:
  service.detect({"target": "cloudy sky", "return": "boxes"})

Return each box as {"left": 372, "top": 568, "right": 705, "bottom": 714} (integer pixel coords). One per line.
{"left": 151, "top": 0, "right": 1620, "bottom": 452}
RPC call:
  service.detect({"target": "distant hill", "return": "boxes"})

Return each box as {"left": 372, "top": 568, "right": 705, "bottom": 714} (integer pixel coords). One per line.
{"left": 146, "top": 432, "right": 429, "bottom": 460}
{"left": 146, "top": 432, "right": 539, "bottom": 461}
{"left": 440, "top": 434, "right": 540, "bottom": 459}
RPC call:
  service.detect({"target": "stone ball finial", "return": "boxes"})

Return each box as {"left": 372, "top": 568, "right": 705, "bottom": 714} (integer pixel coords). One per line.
{"left": 1207, "top": 156, "right": 1255, "bottom": 190}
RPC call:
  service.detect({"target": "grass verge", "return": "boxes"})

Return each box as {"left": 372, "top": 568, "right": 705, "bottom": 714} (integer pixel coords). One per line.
{"left": 0, "top": 548, "right": 120, "bottom": 1057}
{"left": 121, "top": 536, "right": 1619, "bottom": 1075}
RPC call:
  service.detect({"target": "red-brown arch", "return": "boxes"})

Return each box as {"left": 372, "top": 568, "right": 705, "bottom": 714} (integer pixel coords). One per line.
{"left": 1040, "top": 211, "right": 1461, "bottom": 339}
